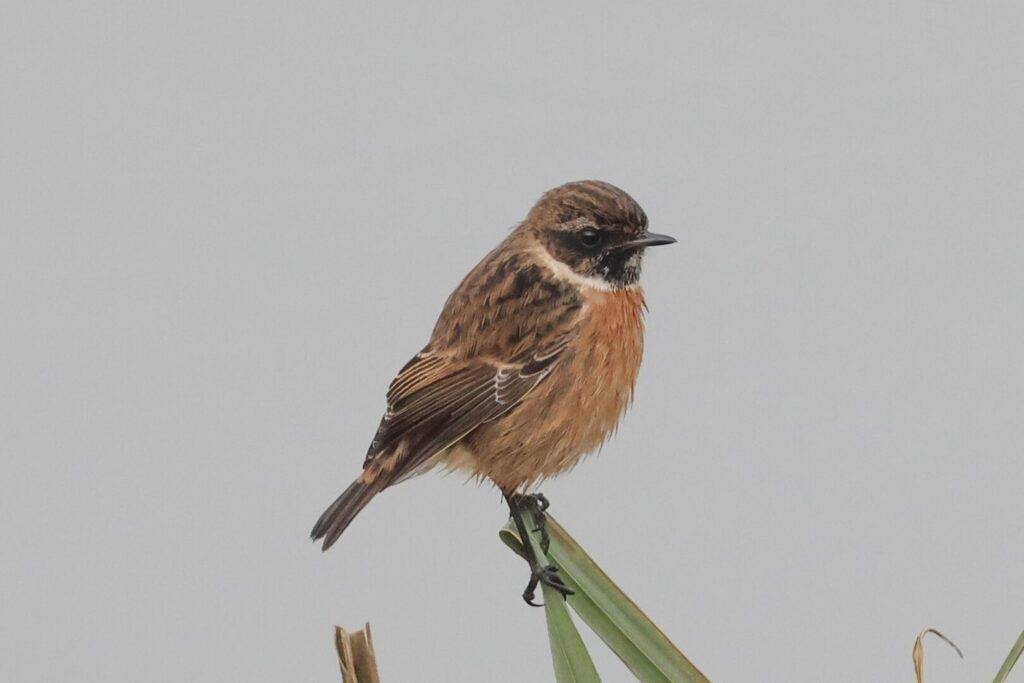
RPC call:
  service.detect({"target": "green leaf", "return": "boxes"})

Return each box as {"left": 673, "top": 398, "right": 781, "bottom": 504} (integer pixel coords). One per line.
{"left": 503, "top": 508, "right": 709, "bottom": 683}
{"left": 499, "top": 525, "right": 529, "bottom": 561}
{"left": 504, "top": 517, "right": 600, "bottom": 682}
{"left": 543, "top": 582, "right": 603, "bottom": 683}
{"left": 543, "top": 517, "right": 710, "bottom": 683}
{"left": 993, "top": 631, "right": 1024, "bottom": 683}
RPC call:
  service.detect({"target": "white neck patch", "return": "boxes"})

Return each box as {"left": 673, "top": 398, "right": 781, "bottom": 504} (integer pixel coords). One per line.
{"left": 533, "top": 246, "right": 638, "bottom": 293}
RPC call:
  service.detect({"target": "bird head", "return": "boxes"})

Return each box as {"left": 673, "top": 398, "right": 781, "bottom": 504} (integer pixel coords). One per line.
{"left": 522, "top": 180, "right": 675, "bottom": 290}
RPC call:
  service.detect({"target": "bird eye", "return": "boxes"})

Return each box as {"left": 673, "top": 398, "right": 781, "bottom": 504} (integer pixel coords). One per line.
{"left": 578, "top": 228, "right": 602, "bottom": 248}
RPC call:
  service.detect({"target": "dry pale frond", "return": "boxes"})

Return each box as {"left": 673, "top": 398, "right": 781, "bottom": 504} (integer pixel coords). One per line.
{"left": 912, "top": 628, "right": 963, "bottom": 683}
{"left": 335, "top": 623, "right": 380, "bottom": 683}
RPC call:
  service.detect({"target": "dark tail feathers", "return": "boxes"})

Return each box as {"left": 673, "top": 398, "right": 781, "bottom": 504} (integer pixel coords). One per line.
{"left": 310, "top": 479, "right": 379, "bottom": 550}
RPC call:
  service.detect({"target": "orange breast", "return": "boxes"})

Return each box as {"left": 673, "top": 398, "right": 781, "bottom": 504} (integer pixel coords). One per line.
{"left": 457, "top": 287, "right": 646, "bottom": 490}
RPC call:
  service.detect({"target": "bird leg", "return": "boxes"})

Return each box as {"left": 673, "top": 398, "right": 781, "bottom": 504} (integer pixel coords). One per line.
{"left": 504, "top": 492, "right": 573, "bottom": 606}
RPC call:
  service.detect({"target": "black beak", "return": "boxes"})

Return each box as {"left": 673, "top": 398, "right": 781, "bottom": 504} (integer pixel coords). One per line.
{"left": 613, "top": 232, "right": 677, "bottom": 252}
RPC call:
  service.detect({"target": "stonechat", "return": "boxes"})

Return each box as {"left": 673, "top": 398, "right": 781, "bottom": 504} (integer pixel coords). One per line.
{"left": 311, "top": 180, "right": 675, "bottom": 603}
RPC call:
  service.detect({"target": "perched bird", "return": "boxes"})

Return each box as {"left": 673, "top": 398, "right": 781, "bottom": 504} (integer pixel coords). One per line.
{"left": 311, "top": 180, "right": 675, "bottom": 603}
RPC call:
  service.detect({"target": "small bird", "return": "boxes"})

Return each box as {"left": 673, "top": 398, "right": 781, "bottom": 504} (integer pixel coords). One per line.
{"left": 311, "top": 180, "right": 675, "bottom": 603}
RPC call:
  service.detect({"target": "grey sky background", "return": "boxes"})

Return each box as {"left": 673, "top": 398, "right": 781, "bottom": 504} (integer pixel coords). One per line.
{"left": 2, "top": 2, "right": 1022, "bottom": 681}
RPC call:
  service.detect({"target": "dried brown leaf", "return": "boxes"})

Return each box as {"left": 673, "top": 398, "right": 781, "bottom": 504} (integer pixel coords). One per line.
{"left": 335, "top": 623, "right": 381, "bottom": 683}
{"left": 913, "top": 628, "right": 963, "bottom": 683}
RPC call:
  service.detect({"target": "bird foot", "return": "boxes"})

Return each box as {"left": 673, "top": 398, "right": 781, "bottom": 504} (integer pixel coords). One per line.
{"left": 526, "top": 492, "right": 550, "bottom": 512}
{"left": 522, "top": 564, "right": 574, "bottom": 607}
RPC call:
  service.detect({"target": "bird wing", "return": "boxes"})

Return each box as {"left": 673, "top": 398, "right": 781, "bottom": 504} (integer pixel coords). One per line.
{"left": 361, "top": 334, "right": 573, "bottom": 485}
